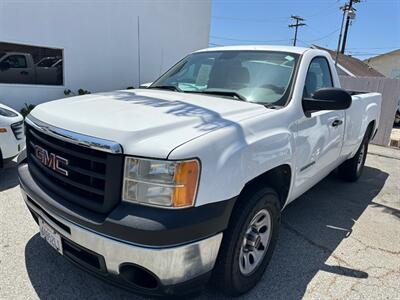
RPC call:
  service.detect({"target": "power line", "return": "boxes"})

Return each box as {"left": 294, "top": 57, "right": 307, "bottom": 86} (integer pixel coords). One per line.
{"left": 305, "top": 27, "right": 341, "bottom": 43}
{"left": 212, "top": 15, "right": 289, "bottom": 23}
{"left": 302, "top": 1, "right": 342, "bottom": 18}
{"left": 210, "top": 25, "right": 341, "bottom": 47}
{"left": 347, "top": 46, "right": 400, "bottom": 50}
{"left": 289, "top": 15, "right": 306, "bottom": 46}
{"left": 212, "top": 1, "right": 340, "bottom": 24}
{"left": 347, "top": 51, "right": 392, "bottom": 55}
{"left": 295, "top": 39, "right": 310, "bottom": 47}
{"left": 210, "top": 35, "right": 289, "bottom": 43}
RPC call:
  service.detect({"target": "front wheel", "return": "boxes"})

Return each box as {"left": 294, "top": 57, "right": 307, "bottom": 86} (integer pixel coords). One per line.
{"left": 212, "top": 187, "right": 281, "bottom": 296}
{"left": 0, "top": 148, "right": 3, "bottom": 168}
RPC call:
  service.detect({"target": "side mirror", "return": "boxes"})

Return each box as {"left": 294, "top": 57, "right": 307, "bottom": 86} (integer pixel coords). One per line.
{"left": 0, "top": 61, "right": 11, "bottom": 71}
{"left": 303, "top": 87, "right": 352, "bottom": 115}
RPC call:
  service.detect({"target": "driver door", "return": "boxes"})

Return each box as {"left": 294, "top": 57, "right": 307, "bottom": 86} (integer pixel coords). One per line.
{"left": 292, "top": 56, "right": 345, "bottom": 199}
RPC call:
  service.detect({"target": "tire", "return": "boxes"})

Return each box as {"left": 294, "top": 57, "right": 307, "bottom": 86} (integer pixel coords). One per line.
{"left": 395, "top": 112, "right": 400, "bottom": 125}
{"left": 338, "top": 127, "right": 372, "bottom": 182}
{"left": 0, "top": 148, "right": 3, "bottom": 169}
{"left": 212, "top": 186, "right": 281, "bottom": 296}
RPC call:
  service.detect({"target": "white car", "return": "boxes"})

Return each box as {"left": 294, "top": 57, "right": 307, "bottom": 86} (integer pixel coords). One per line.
{"left": 0, "top": 103, "right": 25, "bottom": 167}
{"left": 18, "top": 46, "right": 381, "bottom": 296}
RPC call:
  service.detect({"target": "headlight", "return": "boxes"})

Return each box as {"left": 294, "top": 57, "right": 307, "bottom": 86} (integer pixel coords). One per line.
{"left": 0, "top": 108, "right": 18, "bottom": 117}
{"left": 122, "top": 157, "right": 200, "bottom": 208}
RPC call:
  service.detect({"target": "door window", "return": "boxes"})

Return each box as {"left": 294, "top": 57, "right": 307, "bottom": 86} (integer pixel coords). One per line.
{"left": 304, "top": 57, "right": 333, "bottom": 97}
{"left": 3, "top": 55, "right": 27, "bottom": 68}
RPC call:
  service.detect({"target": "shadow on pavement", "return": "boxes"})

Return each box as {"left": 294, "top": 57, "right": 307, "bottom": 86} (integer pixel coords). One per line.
{"left": 370, "top": 202, "right": 400, "bottom": 220}
{"left": 24, "top": 166, "right": 388, "bottom": 299}
{"left": 0, "top": 160, "right": 19, "bottom": 192}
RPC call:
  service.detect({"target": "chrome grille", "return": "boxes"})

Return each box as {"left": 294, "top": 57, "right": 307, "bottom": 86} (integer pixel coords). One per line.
{"left": 25, "top": 122, "right": 124, "bottom": 214}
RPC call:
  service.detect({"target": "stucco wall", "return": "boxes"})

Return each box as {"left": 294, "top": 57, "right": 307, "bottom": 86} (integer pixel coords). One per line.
{"left": 0, "top": 0, "right": 211, "bottom": 110}
{"left": 365, "top": 52, "right": 400, "bottom": 79}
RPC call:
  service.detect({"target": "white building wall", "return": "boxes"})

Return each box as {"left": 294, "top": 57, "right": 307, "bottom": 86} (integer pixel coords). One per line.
{"left": 0, "top": 0, "right": 211, "bottom": 110}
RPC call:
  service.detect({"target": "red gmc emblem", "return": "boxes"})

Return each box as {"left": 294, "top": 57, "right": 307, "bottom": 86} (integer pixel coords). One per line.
{"left": 33, "top": 144, "right": 69, "bottom": 176}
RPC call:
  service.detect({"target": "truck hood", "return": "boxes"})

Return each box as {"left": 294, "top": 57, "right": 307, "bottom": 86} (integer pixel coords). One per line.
{"left": 30, "top": 89, "right": 269, "bottom": 158}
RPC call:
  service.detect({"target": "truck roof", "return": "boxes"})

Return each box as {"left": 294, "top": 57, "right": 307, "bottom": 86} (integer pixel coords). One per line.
{"left": 195, "top": 45, "right": 311, "bottom": 55}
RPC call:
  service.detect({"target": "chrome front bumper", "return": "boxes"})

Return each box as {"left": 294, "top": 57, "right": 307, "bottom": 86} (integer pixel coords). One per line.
{"left": 23, "top": 191, "right": 223, "bottom": 286}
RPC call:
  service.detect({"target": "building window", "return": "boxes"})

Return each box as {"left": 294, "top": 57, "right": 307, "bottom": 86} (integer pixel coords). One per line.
{"left": 0, "top": 42, "right": 63, "bottom": 85}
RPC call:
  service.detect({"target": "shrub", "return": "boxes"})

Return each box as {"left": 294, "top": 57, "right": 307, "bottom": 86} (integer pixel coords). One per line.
{"left": 64, "top": 88, "right": 91, "bottom": 96}
{"left": 63, "top": 89, "right": 73, "bottom": 96}
{"left": 78, "top": 89, "right": 91, "bottom": 95}
{"left": 20, "top": 103, "right": 35, "bottom": 118}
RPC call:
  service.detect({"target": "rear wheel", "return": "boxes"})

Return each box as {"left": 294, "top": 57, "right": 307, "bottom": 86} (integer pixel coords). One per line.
{"left": 212, "top": 187, "right": 281, "bottom": 296}
{"left": 338, "top": 127, "right": 371, "bottom": 182}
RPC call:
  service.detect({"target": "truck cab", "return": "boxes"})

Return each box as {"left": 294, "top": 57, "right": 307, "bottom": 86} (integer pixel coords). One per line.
{"left": 0, "top": 52, "right": 36, "bottom": 84}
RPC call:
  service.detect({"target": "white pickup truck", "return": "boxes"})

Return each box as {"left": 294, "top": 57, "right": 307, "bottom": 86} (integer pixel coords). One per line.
{"left": 18, "top": 46, "right": 381, "bottom": 297}
{"left": 0, "top": 52, "right": 62, "bottom": 85}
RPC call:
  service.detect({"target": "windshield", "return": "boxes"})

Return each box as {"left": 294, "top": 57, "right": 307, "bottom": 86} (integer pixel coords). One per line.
{"left": 151, "top": 51, "right": 299, "bottom": 105}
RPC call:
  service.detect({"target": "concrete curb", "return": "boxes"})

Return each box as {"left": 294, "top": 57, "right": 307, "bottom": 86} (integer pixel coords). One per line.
{"left": 369, "top": 144, "right": 400, "bottom": 160}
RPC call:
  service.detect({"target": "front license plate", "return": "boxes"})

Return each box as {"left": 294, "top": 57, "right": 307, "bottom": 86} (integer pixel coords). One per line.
{"left": 39, "top": 218, "right": 63, "bottom": 255}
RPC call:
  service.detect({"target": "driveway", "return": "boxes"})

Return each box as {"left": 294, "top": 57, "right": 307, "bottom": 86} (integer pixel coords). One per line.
{"left": 1, "top": 145, "right": 399, "bottom": 300}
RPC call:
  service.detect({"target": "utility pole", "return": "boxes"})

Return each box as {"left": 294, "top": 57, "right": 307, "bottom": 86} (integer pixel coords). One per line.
{"left": 289, "top": 15, "right": 306, "bottom": 46}
{"left": 340, "top": 0, "right": 360, "bottom": 54}
{"left": 335, "top": 4, "right": 348, "bottom": 66}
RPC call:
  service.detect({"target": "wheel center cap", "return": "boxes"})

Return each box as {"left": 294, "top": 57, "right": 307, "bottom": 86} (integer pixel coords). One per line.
{"left": 245, "top": 232, "right": 261, "bottom": 251}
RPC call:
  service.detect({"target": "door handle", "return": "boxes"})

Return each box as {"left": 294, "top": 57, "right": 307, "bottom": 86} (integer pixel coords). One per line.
{"left": 20, "top": 71, "right": 28, "bottom": 75}
{"left": 331, "top": 119, "right": 343, "bottom": 127}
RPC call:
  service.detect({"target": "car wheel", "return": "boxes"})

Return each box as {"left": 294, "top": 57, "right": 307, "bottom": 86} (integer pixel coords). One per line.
{"left": 0, "top": 148, "right": 3, "bottom": 168}
{"left": 212, "top": 186, "right": 281, "bottom": 296}
{"left": 338, "top": 127, "right": 372, "bottom": 182}
{"left": 395, "top": 112, "right": 400, "bottom": 125}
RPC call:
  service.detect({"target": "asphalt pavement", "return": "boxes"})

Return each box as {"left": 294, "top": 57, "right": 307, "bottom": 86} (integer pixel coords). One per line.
{"left": 1, "top": 145, "right": 399, "bottom": 300}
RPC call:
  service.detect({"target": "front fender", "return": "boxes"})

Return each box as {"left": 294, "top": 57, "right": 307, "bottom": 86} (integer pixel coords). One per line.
{"left": 168, "top": 115, "right": 295, "bottom": 207}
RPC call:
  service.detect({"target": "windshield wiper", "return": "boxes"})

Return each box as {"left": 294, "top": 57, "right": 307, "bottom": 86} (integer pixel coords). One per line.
{"left": 186, "top": 90, "right": 247, "bottom": 102}
{"left": 148, "top": 85, "right": 182, "bottom": 92}
{"left": 264, "top": 104, "right": 282, "bottom": 109}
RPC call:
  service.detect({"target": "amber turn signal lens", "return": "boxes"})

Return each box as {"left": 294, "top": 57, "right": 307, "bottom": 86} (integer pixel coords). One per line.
{"left": 172, "top": 160, "right": 199, "bottom": 207}
{"left": 0, "top": 128, "right": 7, "bottom": 133}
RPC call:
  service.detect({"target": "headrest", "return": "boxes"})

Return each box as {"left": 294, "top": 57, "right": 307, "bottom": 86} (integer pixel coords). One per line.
{"left": 208, "top": 60, "right": 249, "bottom": 89}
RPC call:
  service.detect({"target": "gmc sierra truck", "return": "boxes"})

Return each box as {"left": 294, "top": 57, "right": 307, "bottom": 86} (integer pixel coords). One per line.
{"left": 0, "top": 52, "right": 62, "bottom": 85}
{"left": 18, "top": 46, "right": 381, "bottom": 297}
